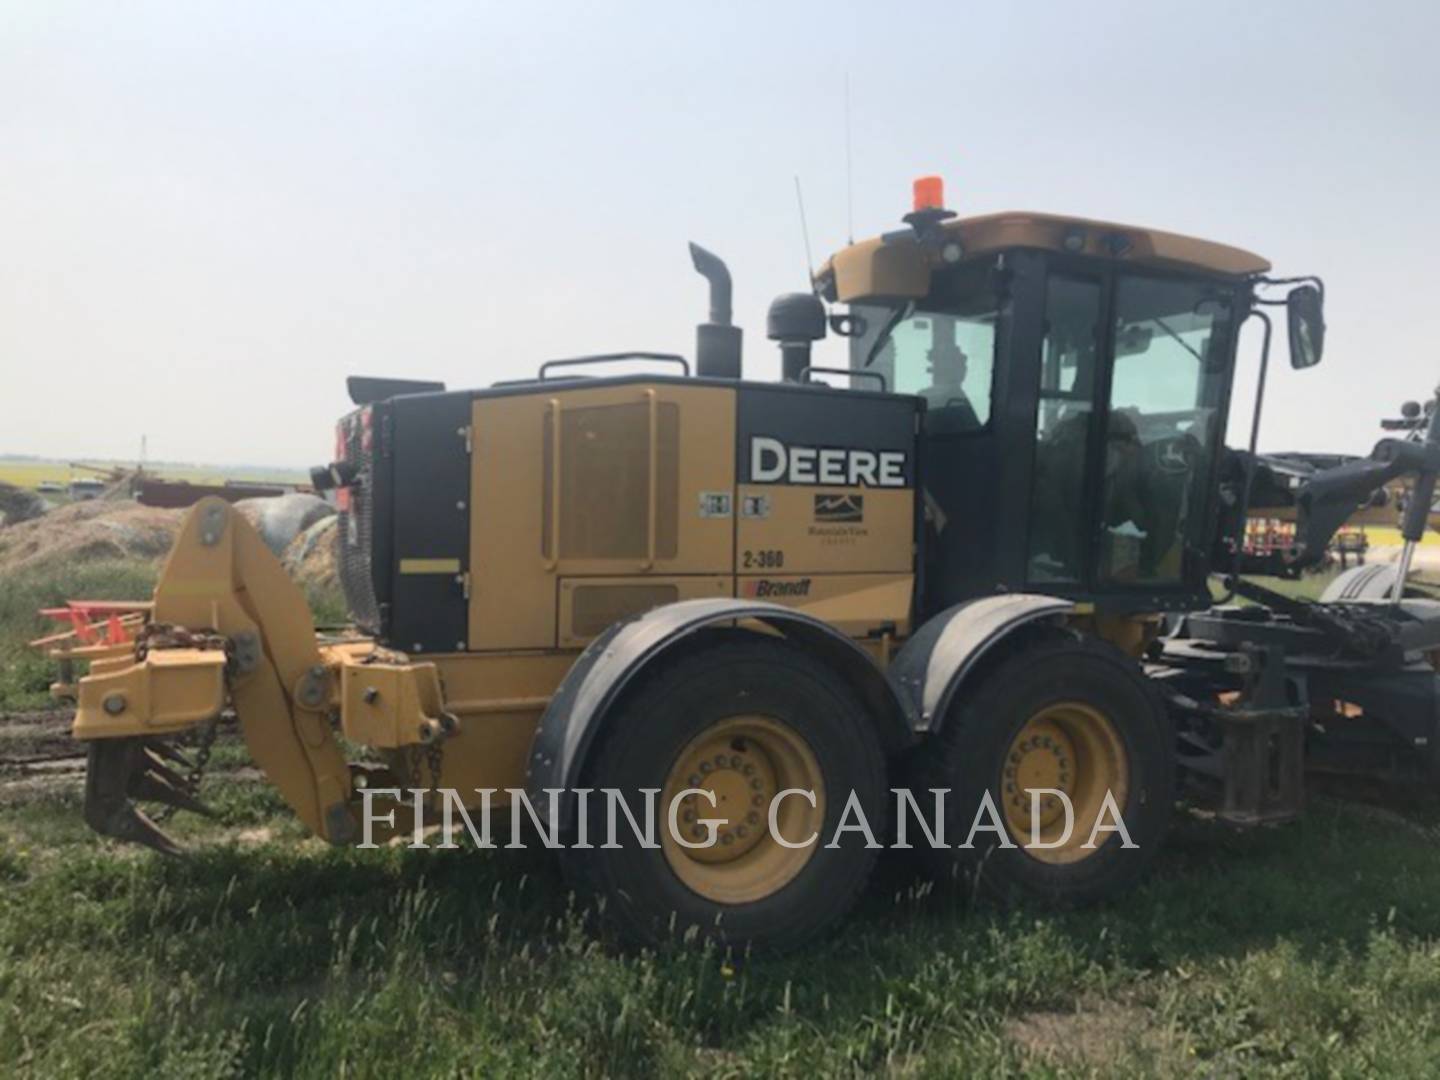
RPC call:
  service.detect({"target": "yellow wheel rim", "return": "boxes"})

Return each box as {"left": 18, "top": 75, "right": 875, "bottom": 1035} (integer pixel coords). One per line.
{"left": 1000, "top": 701, "right": 1130, "bottom": 865}
{"left": 660, "top": 715, "right": 825, "bottom": 905}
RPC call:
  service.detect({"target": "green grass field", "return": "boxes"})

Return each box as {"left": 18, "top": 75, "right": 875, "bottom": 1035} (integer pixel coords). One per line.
{"left": 4, "top": 561, "right": 1440, "bottom": 1076}
{"left": 4, "top": 752, "right": 1439, "bottom": 1076}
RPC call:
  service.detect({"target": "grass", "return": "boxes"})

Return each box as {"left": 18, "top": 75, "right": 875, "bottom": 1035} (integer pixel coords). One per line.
{"left": 5, "top": 561, "right": 1440, "bottom": 1075}
{"left": 0, "top": 560, "right": 160, "bottom": 712}
{"left": 3, "top": 780, "right": 1440, "bottom": 1076}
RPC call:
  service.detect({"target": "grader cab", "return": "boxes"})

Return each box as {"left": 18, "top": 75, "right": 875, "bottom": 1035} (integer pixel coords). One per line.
{"left": 48, "top": 177, "right": 1440, "bottom": 951}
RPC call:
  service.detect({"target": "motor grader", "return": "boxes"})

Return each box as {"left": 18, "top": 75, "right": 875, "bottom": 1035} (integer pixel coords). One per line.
{"left": 47, "top": 177, "right": 1440, "bottom": 951}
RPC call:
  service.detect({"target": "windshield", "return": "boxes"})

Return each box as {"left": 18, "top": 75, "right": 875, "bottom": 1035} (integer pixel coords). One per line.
{"left": 849, "top": 264, "right": 1000, "bottom": 435}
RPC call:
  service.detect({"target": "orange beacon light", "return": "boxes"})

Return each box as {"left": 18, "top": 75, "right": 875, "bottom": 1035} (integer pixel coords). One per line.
{"left": 912, "top": 175, "right": 945, "bottom": 212}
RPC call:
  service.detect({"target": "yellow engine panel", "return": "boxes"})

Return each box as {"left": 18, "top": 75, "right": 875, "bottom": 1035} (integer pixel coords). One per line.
{"left": 470, "top": 382, "right": 738, "bottom": 650}
{"left": 466, "top": 377, "right": 919, "bottom": 651}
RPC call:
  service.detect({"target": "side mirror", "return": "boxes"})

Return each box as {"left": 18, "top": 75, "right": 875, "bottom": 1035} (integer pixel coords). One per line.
{"left": 1286, "top": 285, "right": 1325, "bottom": 369}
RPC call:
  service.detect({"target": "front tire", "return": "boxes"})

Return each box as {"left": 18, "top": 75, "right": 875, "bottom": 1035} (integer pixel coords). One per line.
{"left": 561, "top": 635, "right": 886, "bottom": 951}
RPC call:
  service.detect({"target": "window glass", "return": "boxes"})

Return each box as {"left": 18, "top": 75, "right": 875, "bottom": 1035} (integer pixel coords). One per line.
{"left": 851, "top": 267, "right": 998, "bottom": 434}
{"left": 1027, "top": 276, "right": 1103, "bottom": 584}
{"left": 1099, "top": 277, "right": 1233, "bottom": 583}
{"left": 877, "top": 313, "right": 995, "bottom": 431}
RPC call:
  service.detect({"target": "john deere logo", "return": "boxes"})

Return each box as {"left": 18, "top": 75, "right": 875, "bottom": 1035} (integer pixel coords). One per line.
{"left": 1157, "top": 439, "right": 1194, "bottom": 474}
{"left": 814, "top": 494, "right": 864, "bottom": 523}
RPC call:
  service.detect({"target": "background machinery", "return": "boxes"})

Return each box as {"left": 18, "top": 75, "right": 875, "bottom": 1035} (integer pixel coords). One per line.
{"left": 49, "top": 178, "right": 1440, "bottom": 950}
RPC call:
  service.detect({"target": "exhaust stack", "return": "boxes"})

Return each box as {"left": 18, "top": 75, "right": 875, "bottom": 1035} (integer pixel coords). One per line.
{"left": 689, "top": 243, "right": 742, "bottom": 379}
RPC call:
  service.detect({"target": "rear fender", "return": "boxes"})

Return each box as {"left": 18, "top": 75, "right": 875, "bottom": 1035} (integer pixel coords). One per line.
{"left": 526, "top": 597, "right": 913, "bottom": 829}
{"left": 888, "top": 594, "right": 1075, "bottom": 733}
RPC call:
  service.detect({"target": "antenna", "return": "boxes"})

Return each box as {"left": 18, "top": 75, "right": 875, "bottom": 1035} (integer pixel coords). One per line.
{"left": 793, "top": 175, "right": 816, "bottom": 292}
{"left": 844, "top": 72, "right": 854, "bottom": 244}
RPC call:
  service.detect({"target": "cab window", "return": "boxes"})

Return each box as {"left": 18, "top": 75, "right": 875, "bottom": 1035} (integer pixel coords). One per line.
{"left": 851, "top": 267, "right": 999, "bottom": 435}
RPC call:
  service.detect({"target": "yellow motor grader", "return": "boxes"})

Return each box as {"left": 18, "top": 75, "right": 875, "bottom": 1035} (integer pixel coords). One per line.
{"left": 50, "top": 177, "right": 1440, "bottom": 950}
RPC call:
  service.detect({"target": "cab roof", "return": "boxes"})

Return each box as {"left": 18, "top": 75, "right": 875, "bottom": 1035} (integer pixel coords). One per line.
{"left": 817, "top": 210, "right": 1271, "bottom": 304}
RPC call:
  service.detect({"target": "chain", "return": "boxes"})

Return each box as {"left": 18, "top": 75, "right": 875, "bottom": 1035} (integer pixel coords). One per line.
{"left": 404, "top": 740, "right": 446, "bottom": 793}
{"left": 426, "top": 739, "right": 445, "bottom": 791}
{"left": 154, "top": 715, "right": 221, "bottom": 823}
{"left": 135, "top": 622, "right": 228, "bottom": 659}
{"left": 138, "top": 623, "right": 235, "bottom": 823}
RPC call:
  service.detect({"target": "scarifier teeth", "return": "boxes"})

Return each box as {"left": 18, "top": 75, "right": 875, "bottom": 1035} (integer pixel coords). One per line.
{"left": 83, "top": 738, "right": 187, "bottom": 856}
{"left": 145, "top": 738, "right": 195, "bottom": 769}
{"left": 128, "top": 764, "right": 216, "bottom": 818}
{"left": 139, "top": 746, "right": 190, "bottom": 789}
{"left": 98, "top": 801, "right": 186, "bottom": 857}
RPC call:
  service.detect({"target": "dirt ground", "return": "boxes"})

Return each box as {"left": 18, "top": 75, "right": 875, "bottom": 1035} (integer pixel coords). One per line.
{"left": 0, "top": 706, "right": 261, "bottom": 808}
{"left": 0, "top": 706, "right": 76, "bottom": 764}
{"left": 0, "top": 707, "right": 89, "bottom": 807}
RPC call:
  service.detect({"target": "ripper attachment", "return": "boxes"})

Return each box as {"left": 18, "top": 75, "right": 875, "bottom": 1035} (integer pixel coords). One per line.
{"left": 79, "top": 624, "right": 232, "bottom": 854}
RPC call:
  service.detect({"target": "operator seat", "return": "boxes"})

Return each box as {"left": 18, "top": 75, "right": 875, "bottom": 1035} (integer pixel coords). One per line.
{"left": 921, "top": 341, "right": 981, "bottom": 435}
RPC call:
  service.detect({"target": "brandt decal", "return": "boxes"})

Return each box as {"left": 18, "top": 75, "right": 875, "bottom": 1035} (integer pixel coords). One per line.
{"left": 744, "top": 578, "right": 812, "bottom": 599}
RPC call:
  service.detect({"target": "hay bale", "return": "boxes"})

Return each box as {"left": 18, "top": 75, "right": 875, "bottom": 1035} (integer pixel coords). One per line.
{"left": 0, "top": 499, "right": 183, "bottom": 574}
{"left": 285, "top": 515, "right": 338, "bottom": 589}
{"left": 234, "top": 493, "right": 335, "bottom": 556}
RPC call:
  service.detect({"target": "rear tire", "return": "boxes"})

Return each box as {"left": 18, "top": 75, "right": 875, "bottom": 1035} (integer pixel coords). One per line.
{"left": 911, "top": 635, "right": 1172, "bottom": 905}
{"left": 561, "top": 635, "right": 886, "bottom": 951}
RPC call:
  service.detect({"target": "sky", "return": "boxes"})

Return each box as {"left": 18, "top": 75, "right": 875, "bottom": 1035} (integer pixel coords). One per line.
{"left": 2, "top": 0, "right": 1438, "bottom": 470}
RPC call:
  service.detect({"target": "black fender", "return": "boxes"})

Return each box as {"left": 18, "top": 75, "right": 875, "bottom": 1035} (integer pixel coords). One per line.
{"left": 526, "top": 597, "right": 913, "bottom": 829}
{"left": 887, "top": 594, "right": 1074, "bottom": 733}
